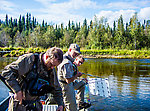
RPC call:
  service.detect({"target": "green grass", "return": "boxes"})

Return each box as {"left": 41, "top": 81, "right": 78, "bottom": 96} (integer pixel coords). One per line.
{"left": 1, "top": 47, "right": 150, "bottom": 59}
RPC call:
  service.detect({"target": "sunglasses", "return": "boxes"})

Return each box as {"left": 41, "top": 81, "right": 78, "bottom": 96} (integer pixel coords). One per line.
{"left": 74, "top": 52, "right": 79, "bottom": 57}
{"left": 79, "top": 61, "right": 83, "bottom": 64}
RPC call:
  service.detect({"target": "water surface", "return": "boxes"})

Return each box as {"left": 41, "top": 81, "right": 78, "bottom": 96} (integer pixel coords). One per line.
{"left": 0, "top": 57, "right": 17, "bottom": 103}
{"left": 0, "top": 57, "right": 150, "bottom": 110}
{"left": 78, "top": 58, "right": 150, "bottom": 111}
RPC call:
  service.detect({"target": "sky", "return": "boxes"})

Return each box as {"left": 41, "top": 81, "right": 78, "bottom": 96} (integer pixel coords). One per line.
{"left": 0, "top": 0, "right": 150, "bottom": 27}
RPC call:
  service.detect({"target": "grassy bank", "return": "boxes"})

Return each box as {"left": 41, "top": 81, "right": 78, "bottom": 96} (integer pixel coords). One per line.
{"left": 81, "top": 49, "right": 150, "bottom": 59}
{"left": 0, "top": 47, "right": 150, "bottom": 59}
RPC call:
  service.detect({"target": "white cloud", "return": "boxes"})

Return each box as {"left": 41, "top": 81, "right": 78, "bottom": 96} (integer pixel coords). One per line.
{"left": 27, "top": 0, "right": 97, "bottom": 25}
{"left": 0, "top": 0, "right": 16, "bottom": 11}
{"left": 95, "top": 10, "right": 136, "bottom": 27}
{"left": 68, "top": 0, "right": 97, "bottom": 9}
{"left": 107, "top": 2, "right": 138, "bottom": 10}
{"left": 0, "top": 14, "right": 6, "bottom": 21}
{"left": 134, "top": 0, "right": 150, "bottom": 7}
{"left": 101, "top": 0, "right": 150, "bottom": 10}
{"left": 138, "top": 7, "right": 150, "bottom": 21}
{"left": 35, "top": 13, "right": 85, "bottom": 26}
{"left": 33, "top": 0, "right": 97, "bottom": 12}
{"left": 0, "top": 0, "right": 149, "bottom": 27}
{"left": 95, "top": 7, "right": 150, "bottom": 28}
{"left": 0, "top": 0, "right": 22, "bottom": 21}
{"left": 34, "top": 0, "right": 56, "bottom": 6}
{"left": 34, "top": 0, "right": 56, "bottom": 2}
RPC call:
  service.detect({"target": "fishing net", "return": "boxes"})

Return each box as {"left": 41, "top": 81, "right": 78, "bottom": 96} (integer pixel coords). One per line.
{"left": 84, "top": 78, "right": 111, "bottom": 104}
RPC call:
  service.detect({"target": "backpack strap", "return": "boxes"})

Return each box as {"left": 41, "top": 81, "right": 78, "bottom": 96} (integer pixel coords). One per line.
{"left": 20, "top": 53, "right": 39, "bottom": 94}
{"left": 73, "top": 64, "right": 78, "bottom": 76}
{"left": 28, "top": 53, "right": 39, "bottom": 90}
{"left": 33, "top": 53, "right": 39, "bottom": 74}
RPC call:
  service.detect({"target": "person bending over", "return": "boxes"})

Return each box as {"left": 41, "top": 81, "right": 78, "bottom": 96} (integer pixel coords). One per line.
{"left": 1, "top": 47, "right": 64, "bottom": 111}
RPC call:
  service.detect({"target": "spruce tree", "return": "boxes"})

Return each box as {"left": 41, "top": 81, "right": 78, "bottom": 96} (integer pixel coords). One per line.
{"left": 13, "top": 19, "right": 17, "bottom": 27}
{"left": 9, "top": 17, "right": 13, "bottom": 28}
{"left": 90, "top": 20, "right": 93, "bottom": 29}
{"left": 42, "top": 20, "right": 44, "bottom": 27}
{"left": 68, "top": 20, "right": 71, "bottom": 30}
{"left": 22, "top": 16, "right": 25, "bottom": 31}
{"left": 18, "top": 15, "right": 22, "bottom": 33}
{"left": 32, "top": 16, "right": 35, "bottom": 29}
{"left": 29, "top": 13, "right": 32, "bottom": 30}
{"left": 26, "top": 13, "right": 29, "bottom": 30}
{"left": 5, "top": 14, "right": 8, "bottom": 26}
{"left": 0, "top": 19, "right": 2, "bottom": 26}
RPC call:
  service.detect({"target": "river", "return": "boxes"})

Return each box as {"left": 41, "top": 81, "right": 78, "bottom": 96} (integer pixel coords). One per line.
{"left": 0, "top": 57, "right": 150, "bottom": 110}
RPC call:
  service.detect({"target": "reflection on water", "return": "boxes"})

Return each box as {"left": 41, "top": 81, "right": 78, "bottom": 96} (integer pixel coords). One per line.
{"left": 78, "top": 58, "right": 150, "bottom": 110}
{"left": 0, "top": 57, "right": 17, "bottom": 73}
{"left": 0, "top": 57, "right": 150, "bottom": 110}
{"left": 0, "top": 57, "right": 17, "bottom": 102}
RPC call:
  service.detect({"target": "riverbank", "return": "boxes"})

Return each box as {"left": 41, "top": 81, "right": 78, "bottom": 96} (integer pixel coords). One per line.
{"left": 83, "top": 55, "right": 150, "bottom": 59}
{"left": 0, "top": 47, "right": 150, "bottom": 59}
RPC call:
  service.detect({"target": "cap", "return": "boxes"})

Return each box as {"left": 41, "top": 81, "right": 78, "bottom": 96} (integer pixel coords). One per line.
{"left": 69, "top": 43, "right": 81, "bottom": 54}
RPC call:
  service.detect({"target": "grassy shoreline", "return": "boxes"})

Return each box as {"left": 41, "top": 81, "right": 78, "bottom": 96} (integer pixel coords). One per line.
{"left": 0, "top": 47, "right": 150, "bottom": 59}
{"left": 83, "top": 55, "right": 150, "bottom": 59}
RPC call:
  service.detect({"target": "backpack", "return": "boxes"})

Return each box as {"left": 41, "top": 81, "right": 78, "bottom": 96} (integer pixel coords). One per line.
{"left": 0, "top": 53, "right": 54, "bottom": 96}
{"left": 22, "top": 54, "right": 54, "bottom": 96}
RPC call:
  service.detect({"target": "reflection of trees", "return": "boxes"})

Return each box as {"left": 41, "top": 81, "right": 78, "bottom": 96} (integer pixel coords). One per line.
{"left": 78, "top": 59, "right": 133, "bottom": 77}
{"left": 116, "top": 76, "right": 124, "bottom": 95}
{"left": 78, "top": 59, "right": 150, "bottom": 77}
{"left": 129, "top": 78, "right": 139, "bottom": 97}
{"left": 78, "top": 59, "right": 149, "bottom": 97}
{"left": 0, "top": 57, "right": 17, "bottom": 73}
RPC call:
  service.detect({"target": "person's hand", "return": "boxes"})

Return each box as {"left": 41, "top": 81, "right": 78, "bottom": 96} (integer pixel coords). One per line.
{"left": 56, "top": 105, "right": 63, "bottom": 111}
{"left": 77, "top": 72, "right": 82, "bottom": 77}
{"left": 14, "top": 91, "right": 24, "bottom": 104}
{"left": 82, "top": 78, "right": 88, "bottom": 83}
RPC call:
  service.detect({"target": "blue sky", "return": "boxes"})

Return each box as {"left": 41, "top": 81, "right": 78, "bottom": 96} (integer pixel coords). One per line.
{"left": 0, "top": 0, "right": 150, "bottom": 27}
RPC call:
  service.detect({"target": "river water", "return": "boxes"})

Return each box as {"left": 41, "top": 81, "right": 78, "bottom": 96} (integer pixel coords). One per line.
{"left": 0, "top": 57, "right": 150, "bottom": 111}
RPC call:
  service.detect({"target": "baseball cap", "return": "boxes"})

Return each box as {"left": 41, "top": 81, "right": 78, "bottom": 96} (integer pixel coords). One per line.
{"left": 69, "top": 43, "right": 81, "bottom": 54}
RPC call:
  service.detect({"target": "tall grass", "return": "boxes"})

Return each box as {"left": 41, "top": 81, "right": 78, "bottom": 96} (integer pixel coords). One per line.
{"left": 1, "top": 47, "right": 150, "bottom": 58}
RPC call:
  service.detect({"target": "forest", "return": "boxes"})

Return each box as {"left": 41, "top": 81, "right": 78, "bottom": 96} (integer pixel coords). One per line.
{"left": 0, "top": 13, "right": 150, "bottom": 50}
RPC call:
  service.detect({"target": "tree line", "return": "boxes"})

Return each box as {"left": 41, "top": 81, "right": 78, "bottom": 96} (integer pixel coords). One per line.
{"left": 0, "top": 13, "right": 150, "bottom": 50}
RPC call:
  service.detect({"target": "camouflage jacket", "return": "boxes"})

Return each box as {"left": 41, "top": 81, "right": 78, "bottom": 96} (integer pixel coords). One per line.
{"left": 2, "top": 53, "right": 63, "bottom": 106}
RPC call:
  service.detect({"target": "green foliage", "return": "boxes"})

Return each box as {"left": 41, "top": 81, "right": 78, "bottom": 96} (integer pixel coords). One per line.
{"left": 26, "top": 47, "right": 45, "bottom": 53}
{"left": 0, "top": 13, "right": 150, "bottom": 51}
{"left": 1, "top": 47, "right": 46, "bottom": 57}
{"left": 80, "top": 49, "right": 150, "bottom": 58}
{"left": 0, "top": 47, "right": 3, "bottom": 51}
{"left": 1, "top": 47, "right": 150, "bottom": 58}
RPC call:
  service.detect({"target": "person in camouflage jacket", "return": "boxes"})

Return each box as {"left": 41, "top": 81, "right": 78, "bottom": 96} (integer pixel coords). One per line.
{"left": 2, "top": 47, "right": 64, "bottom": 111}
